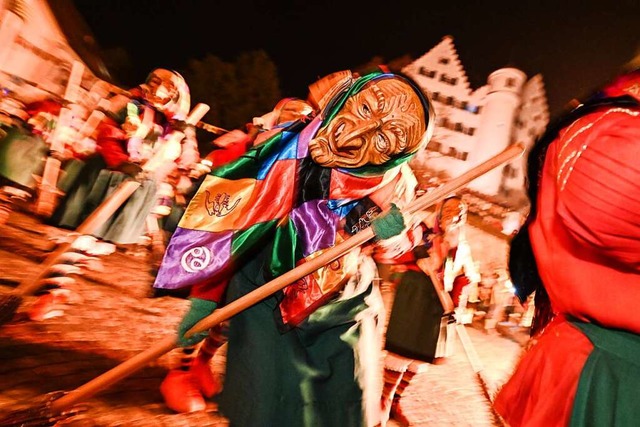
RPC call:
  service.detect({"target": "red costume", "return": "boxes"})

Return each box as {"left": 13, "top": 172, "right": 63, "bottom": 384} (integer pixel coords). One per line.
{"left": 494, "top": 70, "right": 640, "bottom": 426}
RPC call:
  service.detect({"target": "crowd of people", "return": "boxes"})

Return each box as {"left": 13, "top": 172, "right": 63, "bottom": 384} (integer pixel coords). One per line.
{"left": 2, "top": 54, "right": 638, "bottom": 427}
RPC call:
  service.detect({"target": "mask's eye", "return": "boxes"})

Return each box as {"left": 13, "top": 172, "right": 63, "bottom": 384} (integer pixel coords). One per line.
{"left": 148, "top": 76, "right": 162, "bottom": 89}
{"left": 374, "top": 132, "right": 389, "bottom": 152}
{"left": 361, "top": 103, "right": 371, "bottom": 118}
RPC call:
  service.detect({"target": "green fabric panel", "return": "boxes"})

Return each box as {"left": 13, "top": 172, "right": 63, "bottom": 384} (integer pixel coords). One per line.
{"left": 371, "top": 203, "right": 405, "bottom": 240}
{"left": 219, "top": 245, "right": 367, "bottom": 427}
{"left": 268, "top": 217, "right": 300, "bottom": 277}
{"left": 48, "top": 154, "right": 107, "bottom": 229}
{"left": 0, "top": 127, "right": 47, "bottom": 189}
{"left": 211, "top": 126, "right": 293, "bottom": 180}
{"left": 57, "top": 158, "right": 86, "bottom": 193}
{"left": 177, "top": 298, "right": 217, "bottom": 347}
{"left": 230, "top": 220, "right": 277, "bottom": 258}
{"left": 570, "top": 321, "right": 640, "bottom": 427}
{"left": 91, "top": 173, "right": 157, "bottom": 244}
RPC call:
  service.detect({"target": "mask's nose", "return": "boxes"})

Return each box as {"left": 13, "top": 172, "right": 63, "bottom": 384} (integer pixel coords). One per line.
{"left": 338, "top": 120, "right": 381, "bottom": 150}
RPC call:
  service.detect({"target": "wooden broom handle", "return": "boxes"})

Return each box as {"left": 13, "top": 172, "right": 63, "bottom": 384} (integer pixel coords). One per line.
{"left": 50, "top": 142, "right": 524, "bottom": 412}
{"left": 16, "top": 180, "right": 142, "bottom": 296}
{"left": 189, "top": 143, "right": 525, "bottom": 334}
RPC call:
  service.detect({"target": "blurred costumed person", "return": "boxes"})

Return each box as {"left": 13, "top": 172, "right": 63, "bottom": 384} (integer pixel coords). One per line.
{"left": 493, "top": 65, "right": 640, "bottom": 426}
{"left": 153, "top": 124, "right": 202, "bottom": 237}
{"left": 375, "top": 195, "right": 476, "bottom": 424}
{"left": 153, "top": 68, "right": 434, "bottom": 426}
{"left": 50, "top": 68, "right": 191, "bottom": 247}
{"left": 0, "top": 94, "right": 46, "bottom": 193}
{"left": 0, "top": 97, "right": 93, "bottom": 194}
{"left": 439, "top": 196, "right": 480, "bottom": 323}
{"left": 30, "top": 70, "right": 192, "bottom": 321}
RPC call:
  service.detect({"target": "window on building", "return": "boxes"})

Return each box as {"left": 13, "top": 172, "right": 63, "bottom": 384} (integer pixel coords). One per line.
{"left": 428, "top": 140, "right": 442, "bottom": 152}
{"left": 439, "top": 74, "right": 457, "bottom": 85}
{"left": 506, "top": 78, "right": 516, "bottom": 88}
{"left": 502, "top": 164, "right": 517, "bottom": 178}
{"left": 438, "top": 57, "right": 450, "bottom": 65}
{"left": 431, "top": 91, "right": 440, "bottom": 102}
{"left": 454, "top": 151, "right": 468, "bottom": 161}
{"left": 420, "top": 67, "right": 436, "bottom": 78}
{"left": 465, "top": 104, "right": 479, "bottom": 114}
{"left": 454, "top": 122, "right": 463, "bottom": 132}
{"left": 466, "top": 128, "right": 476, "bottom": 136}
{"left": 446, "top": 96, "right": 454, "bottom": 106}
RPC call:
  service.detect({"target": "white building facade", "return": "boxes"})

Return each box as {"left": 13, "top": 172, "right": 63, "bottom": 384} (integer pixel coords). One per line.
{"left": 403, "top": 36, "right": 549, "bottom": 201}
{"left": 0, "top": 0, "right": 108, "bottom": 104}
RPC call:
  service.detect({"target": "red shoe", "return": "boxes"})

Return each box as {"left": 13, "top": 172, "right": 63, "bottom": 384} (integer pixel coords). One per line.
{"left": 191, "top": 357, "right": 223, "bottom": 398}
{"left": 160, "top": 369, "right": 206, "bottom": 413}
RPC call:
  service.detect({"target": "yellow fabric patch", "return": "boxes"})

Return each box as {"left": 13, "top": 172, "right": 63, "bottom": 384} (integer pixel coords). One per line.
{"left": 179, "top": 174, "right": 257, "bottom": 232}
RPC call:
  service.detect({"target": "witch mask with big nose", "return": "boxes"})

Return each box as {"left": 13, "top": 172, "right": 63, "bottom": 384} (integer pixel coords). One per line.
{"left": 309, "top": 78, "right": 426, "bottom": 169}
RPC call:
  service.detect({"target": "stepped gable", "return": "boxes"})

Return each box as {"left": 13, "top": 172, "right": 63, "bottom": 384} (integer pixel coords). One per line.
{"left": 403, "top": 35, "right": 471, "bottom": 95}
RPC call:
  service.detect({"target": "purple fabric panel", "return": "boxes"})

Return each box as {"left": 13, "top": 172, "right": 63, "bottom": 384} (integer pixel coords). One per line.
{"left": 297, "top": 116, "right": 322, "bottom": 158}
{"left": 289, "top": 200, "right": 339, "bottom": 257}
{"left": 153, "top": 227, "right": 233, "bottom": 289}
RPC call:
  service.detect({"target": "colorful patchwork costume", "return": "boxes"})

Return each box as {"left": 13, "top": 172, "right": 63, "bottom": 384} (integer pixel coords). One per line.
{"left": 153, "top": 69, "right": 435, "bottom": 426}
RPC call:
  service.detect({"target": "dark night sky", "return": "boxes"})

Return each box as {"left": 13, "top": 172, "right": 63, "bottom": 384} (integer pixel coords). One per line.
{"left": 71, "top": 0, "right": 640, "bottom": 118}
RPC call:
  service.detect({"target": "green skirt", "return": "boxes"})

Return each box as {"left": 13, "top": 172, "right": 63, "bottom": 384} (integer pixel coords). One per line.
{"left": 570, "top": 321, "right": 640, "bottom": 427}
{"left": 88, "top": 170, "right": 157, "bottom": 244}
{"left": 219, "top": 246, "right": 369, "bottom": 427}
{"left": 0, "top": 126, "right": 47, "bottom": 189}
{"left": 49, "top": 154, "right": 107, "bottom": 229}
{"left": 384, "top": 269, "right": 444, "bottom": 362}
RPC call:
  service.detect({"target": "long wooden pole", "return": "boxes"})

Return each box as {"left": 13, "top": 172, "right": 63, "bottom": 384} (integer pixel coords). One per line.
{"left": 48, "top": 142, "right": 525, "bottom": 413}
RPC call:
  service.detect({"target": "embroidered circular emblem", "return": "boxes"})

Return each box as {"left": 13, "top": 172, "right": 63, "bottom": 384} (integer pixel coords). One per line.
{"left": 180, "top": 246, "right": 212, "bottom": 273}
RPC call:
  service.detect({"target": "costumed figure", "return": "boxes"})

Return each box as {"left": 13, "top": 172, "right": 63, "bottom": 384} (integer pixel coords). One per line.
{"left": 0, "top": 96, "right": 51, "bottom": 192}
{"left": 148, "top": 123, "right": 202, "bottom": 266}
{"left": 31, "top": 70, "right": 191, "bottom": 320}
{"left": 439, "top": 196, "right": 479, "bottom": 324}
{"left": 0, "top": 93, "right": 36, "bottom": 223}
{"left": 375, "top": 195, "right": 474, "bottom": 424}
{"left": 153, "top": 68, "right": 435, "bottom": 427}
{"left": 49, "top": 68, "right": 191, "bottom": 246}
{"left": 493, "top": 67, "right": 640, "bottom": 426}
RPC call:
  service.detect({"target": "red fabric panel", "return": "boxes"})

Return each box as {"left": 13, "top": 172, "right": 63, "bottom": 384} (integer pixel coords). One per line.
{"left": 494, "top": 318, "right": 593, "bottom": 427}
{"left": 530, "top": 108, "right": 640, "bottom": 334}
{"left": 95, "top": 118, "right": 128, "bottom": 169}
